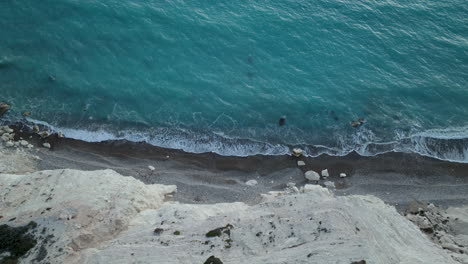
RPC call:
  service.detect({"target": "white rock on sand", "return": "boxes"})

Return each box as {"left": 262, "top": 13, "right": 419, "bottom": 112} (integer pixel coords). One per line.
{"left": 340, "top": 172, "right": 347, "bottom": 178}
{"left": 42, "top": 142, "right": 51, "bottom": 149}
{"left": 305, "top": 170, "right": 320, "bottom": 182}
{"left": 291, "top": 148, "right": 303, "bottom": 157}
{"left": 245, "top": 179, "right": 258, "bottom": 186}
{"left": 321, "top": 169, "right": 329, "bottom": 177}
{"left": 148, "top": 165, "right": 155, "bottom": 171}
{"left": 297, "top": 160, "right": 306, "bottom": 166}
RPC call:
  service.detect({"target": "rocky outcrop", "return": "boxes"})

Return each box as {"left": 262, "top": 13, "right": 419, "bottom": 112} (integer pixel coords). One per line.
{"left": 405, "top": 203, "right": 468, "bottom": 263}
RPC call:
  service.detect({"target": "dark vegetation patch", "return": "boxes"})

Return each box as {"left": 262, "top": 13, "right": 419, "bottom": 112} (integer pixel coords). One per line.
{"left": 0, "top": 221, "right": 38, "bottom": 264}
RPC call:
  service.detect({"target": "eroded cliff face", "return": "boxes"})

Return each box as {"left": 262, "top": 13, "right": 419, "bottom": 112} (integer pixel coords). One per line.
{"left": 0, "top": 169, "right": 176, "bottom": 263}
{"left": 0, "top": 165, "right": 460, "bottom": 264}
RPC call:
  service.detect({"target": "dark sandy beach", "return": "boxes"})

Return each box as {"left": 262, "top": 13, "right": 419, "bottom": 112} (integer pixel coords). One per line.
{"left": 9, "top": 122, "right": 468, "bottom": 210}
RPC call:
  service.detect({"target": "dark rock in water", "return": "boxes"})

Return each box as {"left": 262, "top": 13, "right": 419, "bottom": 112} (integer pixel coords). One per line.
{"left": 22, "top": 112, "right": 31, "bottom": 117}
{"left": 0, "top": 221, "right": 38, "bottom": 264}
{"left": 351, "top": 118, "right": 366, "bottom": 128}
{"left": 351, "top": 261, "right": 366, "bottom": 264}
{"left": 204, "top": 255, "right": 223, "bottom": 264}
{"left": 0, "top": 102, "right": 10, "bottom": 117}
{"left": 48, "top": 75, "right": 56, "bottom": 82}
{"left": 279, "top": 116, "right": 286, "bottom": 126}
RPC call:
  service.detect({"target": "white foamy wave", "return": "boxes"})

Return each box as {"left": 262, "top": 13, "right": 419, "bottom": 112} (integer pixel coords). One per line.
{"left": 19, "top": 119, "right": 468, "bottom": 163}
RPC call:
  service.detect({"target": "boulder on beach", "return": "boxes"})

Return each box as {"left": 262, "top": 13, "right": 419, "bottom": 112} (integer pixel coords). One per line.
{"left": 305, "top": 170, "right": 320, "bottom": 182}
{"left": 291, "top": 148, "right": 303, "bottom": 157}
{"left": 321, "top": 169, "right": 329, "bottom": 177}
{"left": 246, "top": 179, "right": 258, "bottom": 186}
{"left": 0, "top": 102, "right": 10, "bottom": 116}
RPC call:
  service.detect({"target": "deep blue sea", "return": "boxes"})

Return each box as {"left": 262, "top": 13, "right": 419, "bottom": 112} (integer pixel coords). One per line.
{"left": 1, "top": 0, "right": 467, "bottom": 161}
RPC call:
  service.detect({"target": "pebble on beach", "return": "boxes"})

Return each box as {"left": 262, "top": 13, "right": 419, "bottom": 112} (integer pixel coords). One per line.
{"left": 340, "top": 173, "right": 347, "bottom": 178}
{"left": 43, "top": 143, "right": 51, "bottom": 149}
{"left": 297, "top": 160, "right": 306, "bottom": 166}
{"left": 148, "top": 165, "right": 155, "bottom": 171}
{"left": 245, "top": 179, "right": 258, "bottom": 186}
{"left": 305, "top": 170, "right": 320, "bottom": 182}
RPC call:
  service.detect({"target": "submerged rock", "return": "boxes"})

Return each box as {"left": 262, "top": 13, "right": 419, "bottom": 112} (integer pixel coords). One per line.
{"left": 305, "top": 170, "right": 320, "bottom": 182}
{"left": 0, "top": 102, "right": 10, "bottom": 116}
{"left": 278, "top": 116, "right": 286, "bottom": 126}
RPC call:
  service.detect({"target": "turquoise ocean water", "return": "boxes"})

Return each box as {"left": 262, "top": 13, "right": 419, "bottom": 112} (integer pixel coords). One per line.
{"left": 1, "top": 0, "right": 468, "bottom": 161}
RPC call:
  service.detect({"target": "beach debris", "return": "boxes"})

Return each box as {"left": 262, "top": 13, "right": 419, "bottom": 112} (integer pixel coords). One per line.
{"left": 22, "top": 111, "right": 31, "bottom": 117}
{"left": 305, "top": 170, "right": 320, "bottom": 182}
{"left": 291, "top": 148, "right": 303, "bottom": 157}
{"left": 339, "top": 173, "right": 347, "bottom": 178}
{"left": 166, "top": 155, "right": 170, "bottom": 159}
{"left": 204, "top": 255, "right": 223, "bottom": 264}
{"left": 278, "top": 116, "right": 286, "bottom": 126}
{"left": 321, "top": 169, "right": 329, "bottom": 178}
{"left": 351, "top": 117, "right": 366, "bottom": 128}
{"left": 42, "top": 143, "right": 51, "bottom": 149}
{"left": 323, "top": 181, "right": 335, "bottom": 188}
{"left": 245, "top": 179, "right": 258, "bottom": 186}
{"left": 148, "top": 165, "right": 155, "bottom": 171}
{"left": 297, "top": 160, "right": 306, "bottom": 166}
{"left": 173, "top": 230, "right": 181, "bottom": 235}
{"left": 0, "top": 102, "right": 10, "bottom": 116}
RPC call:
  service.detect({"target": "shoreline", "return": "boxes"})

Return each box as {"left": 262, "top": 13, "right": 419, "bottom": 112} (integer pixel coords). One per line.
{"left": 5, "top": 122, "right": 468, "bottom": 209}
{"left": 1, "top": 123, "right": 468, "bottom": 263}
{"left": 6, "top": 117, "right": 468, "bottom": 163}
